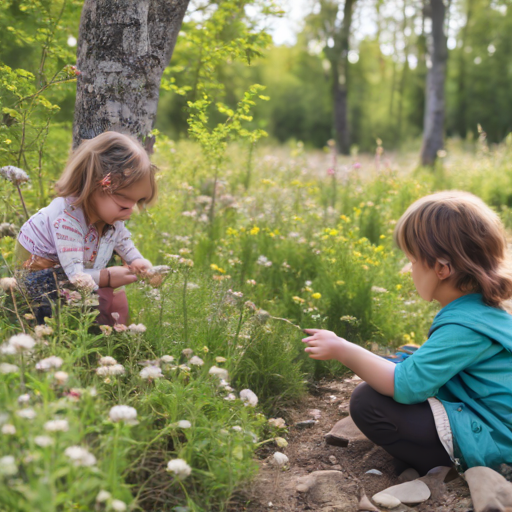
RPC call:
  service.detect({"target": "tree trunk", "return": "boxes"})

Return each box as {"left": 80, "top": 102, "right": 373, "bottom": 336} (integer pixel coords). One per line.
{"left": 420, "top": 0, "right": 448, "bottom": 166}
{"left": 72, "top": 0, "right": 190, "bottom": 151}
{"left": 332, "top": 0, "right": 356, "bottom": 155}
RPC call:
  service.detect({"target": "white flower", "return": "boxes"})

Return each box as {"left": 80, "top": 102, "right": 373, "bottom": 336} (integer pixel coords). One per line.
{"left": 182, "top": 348, "right": 193, "bottom": 359}
{"left": 34, "top": 325, "right": 53, "bottom": 337}
{"left": 160, "top": 355, "right": 174, "bottom": 363}
{"left": 268, "top": 418, "right": 286, "bottom": 429}
{"left": 189, "top": 356, "right": 204, "bottom": 366}
{"left": 139, "top": 365, "right": 162, "bottom": 380}
{"left": 128, "top": 323, "right": 146, "bottom": 334}
{"left": 99, "top": 355, "right": 117, "bottom": 366}
{"left": 17, "top": 408, "right": 36, "bottom": 420}
{"left": 232, "top": 426, "right": 243, "bottom": 432}
{"left": 54, "top": 371, "right": 69, "bottom": 385}
{"left": 215, "top": 356, "right": 227, "bottom": 363}
{"left": 240, "top": 389, "right": 258, "bottom": 407}
{"left": 208, "top": 366, "right": 229, "bottom": 380}
{"left": 178, "top": 364, "right": 191, "bottom": 372}
{"left": 17, "top": 394, "right": 30, "bottom": 404}
{"left": 273, "top": 452, "right": 289, "bottom": 467}
{"left": 36, "top": 356, "right": 63, "bottom": 371}
{"left": 0, "top": 165, "right": 29, "bottom": 185}
{"left": 177, "top": 420, "right": 191, "bottom": 429}
{"left": 1, "top": 424, "right": 16, "bottom": 435}
{"left": 96, "top": 490, "right": 111, "bottom": 503}
{"left": 224, "top": 393, "right": 236, "bottom": 401}
{"left": 257, "top": 255, "right": 272, "bottom": 267}
{"left": 111, "top": 500, "right": 127, "bottom": 512}
{"left": 34, "top": 435, "right": 54, "bottom": 447}
{"left": 44, "top": 419, "right": 69, "bottom": 432}
{"left": 109, "top": 405, "right": 138, "bottom": 425}
{"left": 0, "top": 277, "right": 17, "bottom": 292}
{"left": 6, "top": 334, "right": 36, "bottom": 353}
{"left": 70, "top": 273, "right": 96, "bottom": 291}
{"left": 0, "top": 455, "right": 17, "bottom": 476}
{"left": 371, "top": 286, "right": 388, "bottom": 294}
{"left": 96, "top": 364, "right": 125, "bottom": 376}
{"left": 64, "top": 446, "right": 97, "bottom": 467}
{"left": 166, "top": 458, "right": 191, "bottom": 479}
{"left": 0, "top": 363, "right": 19, "bottom": 374}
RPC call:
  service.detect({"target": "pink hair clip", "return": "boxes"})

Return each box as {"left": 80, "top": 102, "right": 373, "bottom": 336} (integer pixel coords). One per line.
{"left": 99, "top": 173, "right": 112, "bottom": 191}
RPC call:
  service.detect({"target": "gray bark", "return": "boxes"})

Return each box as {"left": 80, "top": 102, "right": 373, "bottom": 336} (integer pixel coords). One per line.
{"left": 72, "top": 0, "right": 190, "bottom": 151}
{"left": 420, "top": 0, "right": 448, "bottom": 166}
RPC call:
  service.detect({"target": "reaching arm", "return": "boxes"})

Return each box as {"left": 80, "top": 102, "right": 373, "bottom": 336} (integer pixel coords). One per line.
{"left": 302, "top": 328, "right": 395, "bottom": 396}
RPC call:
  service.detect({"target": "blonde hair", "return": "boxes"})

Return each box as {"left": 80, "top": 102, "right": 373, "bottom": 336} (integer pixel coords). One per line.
{"left": 394, "top": 190, "right": 512, "bottom": 308}
{"left": 55, "top": 131, "right": 156, "bottom": 220}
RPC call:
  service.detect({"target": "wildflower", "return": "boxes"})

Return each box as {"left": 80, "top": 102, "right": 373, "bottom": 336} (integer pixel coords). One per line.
{"left": 54, "top": 371, "right": 69, "bottom": 385}
{"left": 220, "top": 379, "right": 233, "bottom": 391}
{"left": 17, "top": 394, "right": 30, "bottom": 404}
{"left": 182, "top": 348, "right": 193, "bottom": 359}
{"left": 178, "top": 364, "right": 191, "bottom": 372}
{"left": 34, "top": 435, "right": 54, "bottom": 447}
{"left": 64, "top": 445, "right": 97, "bottom": 467}
{"left": 0, "top": 277, "right": 17, "bottom": 292}
{"left": 0, "top": 455, "right": 17, "bottom": 476}
{"left": 268, "top": 418, "right": 286, "bottom": 429}
{"left": 208, "top": 366, "right": 228, "bottom": 380}
{"left": 311, "top": 292, "right": 321, "bottom": 299}
{"left": 255, "top": 309, "right": 270, "bottom": 323}
{"left": 160, "top": 355, "right": 174, "bottom": 363}
{"left": 225, "top": 393, "right": 236, "bottom": 401}
{"left": 5, "top": 333, "right": 36, "bottom": 353}
{"left": 139, "top": 365, "right": 162, "bottom": 380}
{"left": 240, "top": 389, "right": 258, "bottom": 407}
{"left": 36, "top": 356, "right": 63, "bottom": 371}
{"left": 1, "top": 424, "right": 16, "bottom": 435}
{"left": 0, "top": 166, "right": 29, "bottom": 185}
{"left": 272, "top": 452, "right": 289, "bottom": 467}
{"left": 99, "top": 356, "right": 117, "bottom": 366}
{"left": 109, "top": 405, "right": 138, "bottom": 425}
{"left": 177, "top": 420, "right": 191, "bottom": 429}
{"left": 371, "top": 286, "right": 388, "bottom": 294}
{"left": 275, "top": 437, "right": 288, "bottom": 448}
{"left": 111, "top": 500, "right": 127, "bottom": 512}
{"left": 256, "top": 255, "right": 272, "bottom": 267}
{"left": 246, "top": 279, "right": 256, "bottom": 286}
{"left": 70, "top": 272, "right": 96, "bottom": 291}
{"left": 232, "top": 426, "right": 243, "bottom": 432}
{"left": 99, "top": 325, "right": 113, "bottom": 336}
{"left": 189, "top": 356, "right": 204, "bottom": 366}
{"left": 34, "top": 325, "right": 53, "bottom": 337}
{"left": 228, "top": 289, "right": 244, "bottom": 299}
{"left": 396, "top": 284, "right": 403, "bottom": 291}
{"left": 128, "top": 323, "right": 146, "bottom": 334}
{"left": 44, "top": 419, "right": 69, "bottom": 432}
{"left": 292, "top": 296, "right": 305, "bottom": 304}
{"left": 96, "top": 490, "right": 111, "bottom": 503}
{"left": 166, "top": 458, "right": 191, "bottom": 479}
{"left": 65, "top": 388, "right": 82, "bottom": 401}
{"left": 114, "top": 324, "right": 128, "bottom": 332}
{"left": 96, "top": 364, "right": 125, "bottom": 376}
{"left": 215, "top": 356, "right": 226, "bottom": 363}
{"left": 0, "top": 363, "right": 18, "bottom": 374}
{"left": 24, "top": 313, "right": 35, "bottom": 320}
{"left": 16, "top": 408, "right": 36, "bottom": 420}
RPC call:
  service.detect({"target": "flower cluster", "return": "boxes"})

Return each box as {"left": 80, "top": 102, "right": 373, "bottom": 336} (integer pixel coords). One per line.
{"left": 0, "top": 166, "right": 29, "bottom": 185}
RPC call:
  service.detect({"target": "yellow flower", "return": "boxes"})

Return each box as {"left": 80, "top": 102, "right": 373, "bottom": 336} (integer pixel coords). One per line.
{"left": 250, "top": 226, "right": 260, "bottom": 235}
{"left": 336, "top": 280, "right": 345, "bottom": 286}
{"left": 5, "top": 139, "right": 11, "bottom": 145}
{"left": 379, "top": 234, "right": 386, "bottom": 239}
{"left": 202, "top": 346, "right": 209, "bottom": 353}
{"left": 226, "top": 227, "right": 238, "bottom": 236}
{"left": 292, "top": 296, "right": 305, "bottom": 304}
{"left": 311, "top": 292, "right": 321, "bottom": 299}
{"left": 396, "top": 284, "right": 402, "bottom": 290}
{"left": 210, "top": 264, "right": 219, "bottom": 271}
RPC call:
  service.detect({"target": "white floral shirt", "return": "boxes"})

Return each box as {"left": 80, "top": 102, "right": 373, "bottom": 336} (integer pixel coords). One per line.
{"left": 17, "top": 197, "right": 143, "bottom": 285}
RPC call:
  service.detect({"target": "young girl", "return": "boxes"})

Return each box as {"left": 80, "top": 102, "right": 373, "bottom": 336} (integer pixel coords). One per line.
{"left": 303, "top": 191, "right": 512, "bottom": 482}
{"left": 15, "top": 131, "right": 155, "bottom": 325}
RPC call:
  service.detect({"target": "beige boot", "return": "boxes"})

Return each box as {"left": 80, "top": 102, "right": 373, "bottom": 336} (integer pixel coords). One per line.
{"left": 465, "top": 466, "right": 512, "bottom": 512}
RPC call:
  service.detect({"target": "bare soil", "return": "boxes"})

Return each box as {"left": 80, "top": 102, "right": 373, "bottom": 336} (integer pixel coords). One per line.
{"left": 237, "top": 376, "right": 473, "bottom": 512}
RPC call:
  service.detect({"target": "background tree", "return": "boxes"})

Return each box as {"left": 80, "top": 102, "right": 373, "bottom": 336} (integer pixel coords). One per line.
{"left": 72, "top": 0, "right": 190, "bottom": 150}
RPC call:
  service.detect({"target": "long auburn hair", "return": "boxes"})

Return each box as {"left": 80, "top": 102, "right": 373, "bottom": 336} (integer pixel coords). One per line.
{"left": 55, "top": 131, "right": 157, "bottom": 221}
{"left": 394, "top": 190, "right": 512, "bottom": 308}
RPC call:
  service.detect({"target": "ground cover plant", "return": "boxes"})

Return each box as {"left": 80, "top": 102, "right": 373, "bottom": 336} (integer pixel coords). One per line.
{"left": 3, "top": 123, "right": 512, "bottom": 510}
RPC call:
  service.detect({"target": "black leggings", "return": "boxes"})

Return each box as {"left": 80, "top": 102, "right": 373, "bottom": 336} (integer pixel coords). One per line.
{"left": 349, "top": 382, "right": 453, "bottom": 475}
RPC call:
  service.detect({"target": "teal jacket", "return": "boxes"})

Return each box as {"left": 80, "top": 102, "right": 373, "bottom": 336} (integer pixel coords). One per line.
{"left": 394, "top": 294, "right": 512, "bottom": 470}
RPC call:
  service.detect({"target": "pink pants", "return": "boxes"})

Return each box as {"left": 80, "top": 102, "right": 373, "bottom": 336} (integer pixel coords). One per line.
{"left": 96, "top": 288, "right": 130, "bottom": 326}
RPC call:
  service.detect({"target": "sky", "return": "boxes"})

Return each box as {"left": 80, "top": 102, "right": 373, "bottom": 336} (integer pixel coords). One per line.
{"left": 266, "top": 0, "right": 312, "bottom": 46}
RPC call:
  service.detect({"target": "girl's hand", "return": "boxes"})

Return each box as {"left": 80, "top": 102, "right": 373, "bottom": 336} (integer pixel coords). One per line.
{"left": 107, "top": 266, "right": 137, "bottom": 288}
{"left": 129, "top": 258, "right": 152, "bottom": 275}
{"left": 302, "top": 328, "right": 345, "bottom": 360}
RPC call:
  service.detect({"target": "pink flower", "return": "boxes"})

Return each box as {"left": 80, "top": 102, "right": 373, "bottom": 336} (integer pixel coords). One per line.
{"left": 327, "top": 167, "right": 335, "bottom": 176}
{"left": 353, "top": 162, "right": 361, "bottom": 169}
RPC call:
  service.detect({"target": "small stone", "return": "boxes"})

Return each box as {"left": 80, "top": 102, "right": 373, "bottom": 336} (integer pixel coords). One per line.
{"left": 332, "top": 464, "right": 342, "bottom": 470}
{"left": 366, "top": 469, "right": 383, "bottom": 476}
{"left": 295, "top": 420, "right": 316, "bottom": 428}
{"left": 309, "top": 408, "right": 321, "bottom": 419}
{"left": 358, "top": 492, "right": 380, "bottom": 511}
{"left": 328, "top": 455, "right": 337, "bottom": 465}
{"left": 325, "top": 415, "right": 369, "bottom": 447}
{"left": 374, "top": 480, "right": 430, "bottom": 504}
{"left": 397, "top": 468, "right": 420, "bottom": 483}
{"left": 372, "top": 493, "right": 401, "bottom": 508}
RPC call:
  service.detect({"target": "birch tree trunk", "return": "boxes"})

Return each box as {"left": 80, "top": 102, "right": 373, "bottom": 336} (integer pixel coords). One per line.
{"left": 420, "top": 0, "right": 448, "bottom": 166}
{"left": 72, "top": 0, "right": 190, "bottom": 151}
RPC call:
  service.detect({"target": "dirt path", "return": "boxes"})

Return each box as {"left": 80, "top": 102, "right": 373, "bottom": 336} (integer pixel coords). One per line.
{"left": 240, "top": 376, "right": 473, "bottom": 512}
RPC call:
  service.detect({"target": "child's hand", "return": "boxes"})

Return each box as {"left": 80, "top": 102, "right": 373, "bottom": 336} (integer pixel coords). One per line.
{"left": 129, "top": 258, "right": 152, "bottom": 275}
{"left": 302, "top": 329, "right": 345, "bottom": 360}
{"left": 108, "top": 266, "right": 137, "bottom": 288}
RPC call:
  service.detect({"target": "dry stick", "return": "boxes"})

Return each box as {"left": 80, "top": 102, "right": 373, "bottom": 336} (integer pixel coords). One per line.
{"left": 269, "top": 315, "right": 302, "bottom": 331}
{"left": 15, "top": 183, "right": 29, "bottom": 220}
{"left": 10, "top": 288, "right": 25, "bottom": 333}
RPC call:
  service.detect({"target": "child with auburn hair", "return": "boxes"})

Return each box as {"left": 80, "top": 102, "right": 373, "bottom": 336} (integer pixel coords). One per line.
{"left": 16, "top": 131, "right": 156, "bottom": 325}
{"left": 303, "top": 191, "right": 512, "bottom": 504}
